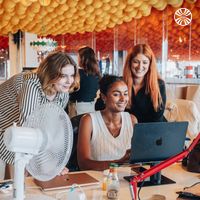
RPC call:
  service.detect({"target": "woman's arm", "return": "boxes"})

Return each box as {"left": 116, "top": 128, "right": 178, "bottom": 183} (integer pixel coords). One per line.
{"left": 130, "top": 114, "right": 138, "bottom": 125}
{"left": 77, "top": 114, "right": 129, "bottom": 171}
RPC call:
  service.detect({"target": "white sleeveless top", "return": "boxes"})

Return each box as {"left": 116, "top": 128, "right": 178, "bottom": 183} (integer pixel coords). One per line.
{"left": 89, "top": 111, "right": 133, "bottom": 161}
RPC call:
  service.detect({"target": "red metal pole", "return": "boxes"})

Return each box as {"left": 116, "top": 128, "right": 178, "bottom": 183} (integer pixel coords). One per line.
{"left": 130, "top": 133, "right": 200, "bottom": 200}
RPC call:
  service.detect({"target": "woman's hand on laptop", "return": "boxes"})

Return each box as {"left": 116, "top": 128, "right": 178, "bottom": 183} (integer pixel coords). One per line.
{"left": 59, "top": 167, "right": 69, "bottom": 176}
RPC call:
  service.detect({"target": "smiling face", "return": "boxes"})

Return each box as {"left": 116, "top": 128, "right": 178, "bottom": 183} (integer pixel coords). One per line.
{"left": 102, "top": 81, "right": 129, "bottom": 112}
{"left": 54, "top": 64, "right": 75, "bottom": 93}
{"left": 131, "top": 53, "right": 150, "bottom": 80}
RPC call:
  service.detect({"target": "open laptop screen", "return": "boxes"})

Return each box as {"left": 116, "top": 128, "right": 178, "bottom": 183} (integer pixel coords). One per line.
{"left": 130, "top": 121, "right": 188, "bottom": 164}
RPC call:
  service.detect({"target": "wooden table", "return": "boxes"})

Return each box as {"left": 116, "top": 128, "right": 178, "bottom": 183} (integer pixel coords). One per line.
{"left": 0, "top": 163, "right": 199, "bottom": 200}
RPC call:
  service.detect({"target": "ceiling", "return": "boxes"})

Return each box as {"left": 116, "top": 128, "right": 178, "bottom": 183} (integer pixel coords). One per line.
{"left": 0, "top": 0, "right": 195, "bottom": 36}
{"left": 0, "top": 0, "right": 199, "bottom": 61}
{"left": 52, "top": 0, "right": 200, "bottom": 60}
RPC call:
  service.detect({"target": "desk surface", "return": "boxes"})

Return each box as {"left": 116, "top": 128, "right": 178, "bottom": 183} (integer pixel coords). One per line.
{"left": 0, "top": 163, "right": 199, "bottom": 200}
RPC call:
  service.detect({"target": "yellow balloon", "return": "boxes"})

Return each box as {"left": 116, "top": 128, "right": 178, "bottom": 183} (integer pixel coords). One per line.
{"left": 12, "top": 0, "right": 21, "bottom": 2}
{"left": 50, "top": 1, "right": 59, "bottom": 8}
{"left": 3, "top": 12, "right": 12, "bottom": 21}
{"left": 0, "top": 8, "right": 4, "bottom": 15}
{"left": 114, "top": 9, "right": 123, "bottom": 17}
{"left": 39, "top": 0, "right": 51, "bottom": 6}
{"left": 48, "top": 12, "right": 57, "bottom": 19}
{"left": 118, "top": 2, "right": 126, "bottom": 9}
{"left": 102, "top": 3, "right": 111, "bottom": 11}
{"left": 123, "top": 15, "right": 132, "bottom": 23}
{"left": 96, "top": 16, "right": 104, "bottom": 22}
{"left": 148, "top": 0, "right": 159, "bottom": 5}
{"left": 124, "top": 5, "right": 134, "bottom": 12}
{"left": 18, "top": 18, "right": 29, "bottom": 27}
{"left": 78, "top": 9, "right": 86, "bottom": 16}
{"left": 20, "top": 0, "right": 32, "bottom": 6}
{"left": 116, "top": 19, "right": 123, "bottom": 25}
{"left": 11, "top": 16, "right": 19, "bottom": 25}
{"left": 133, "top": 0, "right": 143, "bottom": 7}
{"left": 109, "top": 7, "right": 117, "bottom": 14}
{"left": 0, "top": 18, "right": 9, "bottom": 28}
{"left": 95, "top": 8, "right": 103, "bottom": 15}
{"left": 135, "top": 11, "right": 142, "bottom": 19}
{"left": 84, "top": 0, "right": 93, "bottom": 5}
{"left": 111, "top": 16, "right": 119, "bottom": 23}
{"left": 46, "top": 6, "right": 54, "bottom": 12}
{"left": 85, "top": 19, "right": 94, "bottom": 25}
{"left": 128, "top": 9, "right": 137, "bottom": 18}
{"left": 153, "top": 0, "right": 167, "bottom": 10}
{"left": 58, "top": 4, "right": 69, "bottom": 12}
{"left": 77, "top": 2, "right": 86, "bottom": 10}
{"left": 67, "top": 0, "right": 78, "bottom": 7}
{"left": 2, "top": 0, "right": 16, "bottom": 10}
{"left": 110, "top": 0, "right": 119, "bottom": 6}
{"left": 57, "top": 15, "right": 65, "bottom": 21}
{"left": 16, "top": 3, "right": 27, "bottom": 15}
{"left": 140, "top": 4, "right": 151, "bottom": 16}
{"left": 84, "top": 5, "right": 94, "bottom": 13}
{"left": 55, "top": 0, "right": 67, "bottom": 4}
{"left": 102, "top": 0, "right": 111, "bottom": 3}
{"left": 127, "top": 0, "right": 136, "bottom": 4}
{"left": 93, "top": 0, "right": 103, "bottom": 9}
{"left": 172, "top": 1, "right": 183, "bottom": 7}
{"left": 64, "top": 12, "right": 73, "bottom": 19}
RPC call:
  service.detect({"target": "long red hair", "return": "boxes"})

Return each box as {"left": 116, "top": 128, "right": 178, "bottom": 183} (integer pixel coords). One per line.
{"left": 123, "top": 44, "right": 162, "bottom": 111}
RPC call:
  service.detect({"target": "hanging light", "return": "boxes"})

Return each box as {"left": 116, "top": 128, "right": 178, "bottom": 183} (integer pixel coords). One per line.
{"left": 30, "top": 37, "right": 57, "bottom": 53}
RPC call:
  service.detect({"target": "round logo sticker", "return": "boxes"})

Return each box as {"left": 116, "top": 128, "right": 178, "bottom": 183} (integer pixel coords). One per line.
{"left": 174, "top": 8, "right": 192, "bottom": 26}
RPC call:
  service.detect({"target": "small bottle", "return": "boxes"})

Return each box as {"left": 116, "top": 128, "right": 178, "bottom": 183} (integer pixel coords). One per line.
{"left": 102, "top": 176, "right": 107, "bottom": 191}
{"left": 107, "top": 163, "right": 120, "bottom": 199}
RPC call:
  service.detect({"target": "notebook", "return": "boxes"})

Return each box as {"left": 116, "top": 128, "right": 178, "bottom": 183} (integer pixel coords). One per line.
{"left": 34, "top": 172, "right": 100, "bottom": 191}
{"left": 129, "top": 121, "right": 188, "bottom": 164}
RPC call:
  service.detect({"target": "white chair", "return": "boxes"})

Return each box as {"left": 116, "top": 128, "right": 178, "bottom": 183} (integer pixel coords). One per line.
{"left": 164, "top": 99, "right": 200, "bottom": 141}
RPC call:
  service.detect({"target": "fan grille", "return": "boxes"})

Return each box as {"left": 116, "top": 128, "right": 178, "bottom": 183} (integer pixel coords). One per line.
{"left": 24, "top": 103, "right": 73, "bottom": 181}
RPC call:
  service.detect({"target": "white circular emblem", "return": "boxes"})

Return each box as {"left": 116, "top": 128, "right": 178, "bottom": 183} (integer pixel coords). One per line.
{"left": 174, "top": 8, "right": 192, "bottom": 26}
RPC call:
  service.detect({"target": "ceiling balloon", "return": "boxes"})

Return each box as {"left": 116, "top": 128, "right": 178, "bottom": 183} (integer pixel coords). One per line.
{"left": 0, "top": 0, "right": 187, "bottom": 36}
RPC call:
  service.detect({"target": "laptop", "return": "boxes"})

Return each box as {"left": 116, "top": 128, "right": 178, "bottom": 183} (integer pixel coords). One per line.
{"left": 124, "top": 121, "right": 188, "bottom": 186}
{"left": 34, "top": 172, "right": 100, "bottom": 191}
{"left": 129, "top": 121, "right": 188, "bottom": 164}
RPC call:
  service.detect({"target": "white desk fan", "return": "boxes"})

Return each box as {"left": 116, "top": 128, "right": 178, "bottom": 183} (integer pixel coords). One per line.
{"left": 3, "top": 102, "right": 73, "bottom": 200}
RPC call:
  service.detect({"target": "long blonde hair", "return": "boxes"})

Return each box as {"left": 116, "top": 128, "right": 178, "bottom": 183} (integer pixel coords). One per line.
{"left": 123, "top": 44, "right": 162, "bottom": 111}
{"left": 37, "top": 51, "right": 80, "bottom": 95}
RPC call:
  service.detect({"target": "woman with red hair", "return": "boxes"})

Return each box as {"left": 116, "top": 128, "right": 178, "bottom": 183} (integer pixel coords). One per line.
{"left": 123, "top": 44, "right": 166, "bottom": 122}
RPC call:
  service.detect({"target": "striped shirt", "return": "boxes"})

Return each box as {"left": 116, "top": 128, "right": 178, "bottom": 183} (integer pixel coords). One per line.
{"left": 0, "top": 72, "right": 69, "bottom": 164}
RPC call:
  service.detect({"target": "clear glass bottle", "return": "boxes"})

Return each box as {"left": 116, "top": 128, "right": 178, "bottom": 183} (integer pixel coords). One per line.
{"left": 107, "top": 163, "right": 120, "bottom": 199}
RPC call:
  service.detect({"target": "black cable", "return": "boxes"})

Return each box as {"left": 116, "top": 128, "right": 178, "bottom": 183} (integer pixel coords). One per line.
{"left": 184, "top": 182, "right": 200, "bottom": 190}
{"left": 138, "top": 180, "right": 145, "bottom": 200}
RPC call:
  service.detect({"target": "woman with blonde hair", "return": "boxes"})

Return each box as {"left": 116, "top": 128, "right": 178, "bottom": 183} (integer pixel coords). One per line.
{"left": 123, "top": 43, "right": 166, "bottom": 122}
{"left": 0, "top": 51, "right": 79, "bottom": 179}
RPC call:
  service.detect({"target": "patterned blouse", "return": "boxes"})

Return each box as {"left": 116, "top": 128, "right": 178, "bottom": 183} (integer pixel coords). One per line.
{"left": 0, "top": 72, "right": 69, "bottom": 164}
